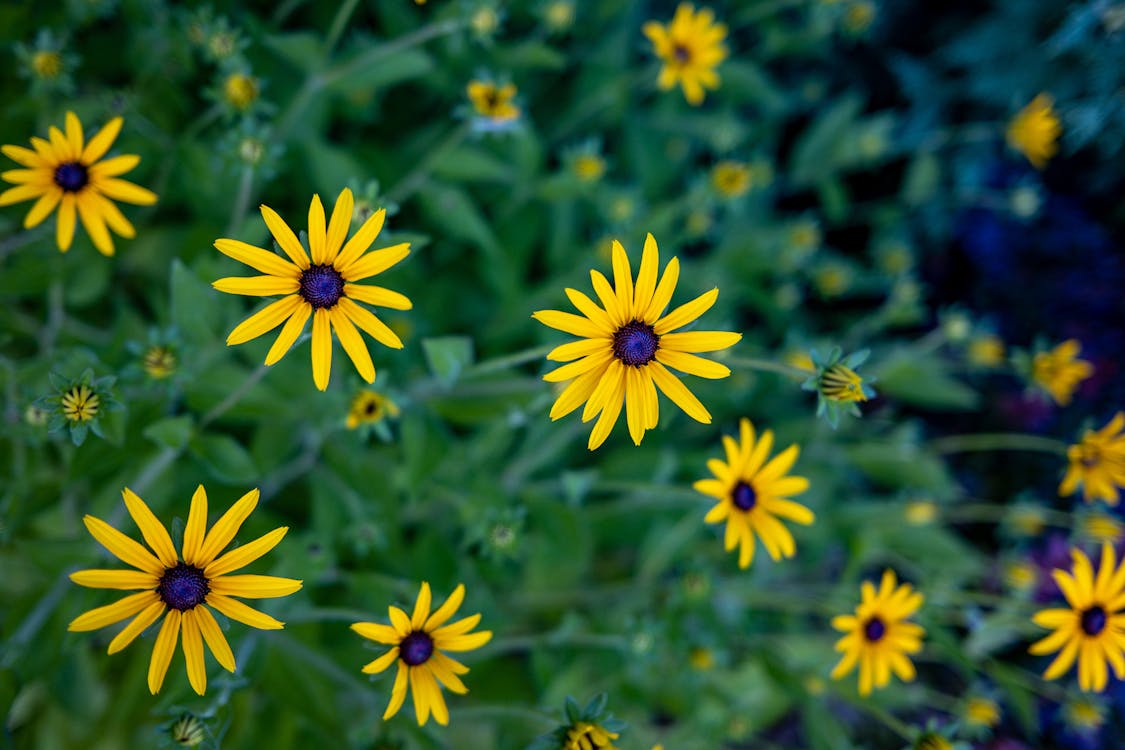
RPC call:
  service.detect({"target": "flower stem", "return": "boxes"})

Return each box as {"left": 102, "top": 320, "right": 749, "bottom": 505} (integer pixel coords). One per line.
{"left": 727, "top": 356, "right": 811, "bottom": 379}
{"left": 487, "top": 632, "right": 629, "bottom": 655}
{"left": 928, "top": 433, "right": 1068, "bottom": 456}
{"left": 323, "top": 0, "right": 361, "bottom": 58}
{"left": 452, "top": 705, "right": 558, "bottom": 727}
{"left": 464, "top": 344, "right": 553, "bottom": 376}
{"left": 226, "top": 164, "right": 255, "bottom": 235}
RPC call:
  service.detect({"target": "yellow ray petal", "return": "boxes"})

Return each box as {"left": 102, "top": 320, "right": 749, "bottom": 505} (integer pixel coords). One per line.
{"left": 196, "top": 604, "right": 237, "bottom": 672}
{"left": 338, "top": 297, "right": 403, "bottom": 349}
{"left": 633, "top": 233, "right": 659, "bottom": 315}
{"left": 610, "top": 240, "right": 634, "bottom": 320}
{"left": 362, "top": 646, "right": 400, "bottom": 674}
{"left": 214, "top": 239, "right": 301, "bottom": 278}
{"left": 209, "top": 574, "right": 303, "bottom": 598}
{"left": 107, "top": 599, "right": 166, "bottom": 654}
{"left": 206, "top": 593, "right": 284, "bottom": 630}
{"left": 411, "top": 582, "right": 433, "bottom": 629}
{"left": 56, "top": 193, "right": 77, "bottom": 251}
{"left": 425, "top": 584, "right": 466, "bottom": 631}
{"left": 340, "top": 242, "right": 410, "bottom": 282}
{"left": 197, "top": 488, "right": 260, "bottom": 566}
{"left": 121, "top": 487, "right": 178, "bottom": 568}
{"left": 624, "top": 366, "right": 646, "bottom": 445}
{"left": 419, "top": 667, "right": 449, "bottom": 725}
{"left": 547, "top": 337, "right": 611, "bottom": 363}
{"left": 351, "top": 621, "right": 400, "bottom": 644}
{"left": 583, "top": 359, "right": 625, "bottom": 422}
{"left": 429, "top": 651, "right": 469, "bottom": 693}
{"left": 68, "top": 590, "right": 161, "bottom": 631}
{"left": 659, "top": 331, "right": 742, "bottom": 353}
{"left": 205, "top": 526, "right": 289, "bottom": 578}
{"left": 147, "top": 610, "right": 181, "bottom": 694}
{"left": 70, "top": 569, "right": 159, "bottom": 590}
{"left": 648, "top": 360, "right": 711, "bottom": 423}
{"left": 83, "top": 515, "right": 164, "bottom": 575}
{"left": 213, "top": 275, "right": 300, "bottom": 297}
{"left": 96, "top": 178, "right": 157, "bottom": 205}
{"left": 64, "top": 112, "right": 85, "bottom": 158}
{"left": 389, "top": 606, "right": 412, "bottom": 635}
{"left": 227, "top": 295, "right": 303, "bottom": 346}
{"left": 260, "top": 204, "right": 310, "bottom": 269}
{"left": 181, "top": 609, "right": 207, "bottom": 695}
{"left": 87, "top": 154, "right": 139, "bottom": 179}
{"left": 543, "top": 350, "right": 613, "bottom": 383}
{"left": 432, "top": 612, "right": 482, "bottom": 640}
{"left": 640, "top": 256, "right": 681, "bottom": 323}
{"left": 438, "top": 630, "right": 493, "bottom": 651}
{"left": 588, "top": 369, "right": 626, "bottom": 450}
{"left": 311, "top": 308, "right": 332, "bottom": 391}
{"left": 590, "top": 270, "right": 626, "bottom": 327}
{"left": 265, "top": 300, "right": 312, "bottom": 366}
{"left": 182, "top": 485, "right": 208, "bottom": 565}
{"left": 654, "top": 287, "right": 719, "bottom": 334}
{"left": 548, "top": 365, "right": 605, "bottom": 421}
{"left": 76, "top": 192, "right": 115, "bottom": 256}
{"left": 81, "top": 117, "right": 123, "bottom": 164}
{"left": 22, "top": 187, "right": 63, "bottom": 229}
{"left": 324, "top": 188, "right": 353, "bottom": 263}
{"left": 0, "top": 183, "right": 49, "bottom": 206}
{"left": 329, "top": 307, "right": 375, "bottom": 383}
{"left": 307, "top": 193, "right": 327, "bottom": 264}
{"left": 532, "top": 309, "right": 606, "bottom": 339}
{"left": 343, "top": 283, "right": 413, "bottom": 310}
{"left": 655, "top": 349, "right": 731, "bottom": 379}
{"left": 1, "top": 144, "right": 47, "bottom": 167}
{"left": 565, "top": 288, "right": 614, "bottom": 332}
{"left": 383, "top": 661, "right": 409, "bottom": 720}
{"left": 335, "top": 208, "right": 385, "bottom": 270}
{"left": 86, "top": 191, "right": 134, "bottom": 239}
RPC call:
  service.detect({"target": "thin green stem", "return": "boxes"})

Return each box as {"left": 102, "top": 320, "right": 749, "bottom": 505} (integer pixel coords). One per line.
{"left": 324, "top": 0, "right": 362, "bottom": 58}
{"left": 727, "top": 356, "right": 810, "bottom": 380}
{"left": 929, "top": 433, "right": 1068, "bottom": 456}
{"left": 0, "top": 225, "right": 50, "bottom": 260}
{"left": 451, "top": 705, "right": 557, "bottom": 727}
{"left": 226, "top": 165, "right": 255, "bottom": 235}
{"left": 464, "top": 344, "right": 553, "bottom": 376}
{"left": 487, "top": 632, "right": 629, "bottom": 655}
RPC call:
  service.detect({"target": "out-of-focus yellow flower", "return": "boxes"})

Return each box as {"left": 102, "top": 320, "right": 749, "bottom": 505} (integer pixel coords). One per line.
{"left": 1059, "top": 413, "right": 1125, "bottom": 505}
{"left": 643, "top": 4, "right": 727, "bottom": 106}
{"left": 1032, "top": 339, "right": 1093, "bottom": 406}
{"left": 573, "top": 154, "right": 606, "bottom": 182}
{"left": 1003, "top": 559, "right": 1038, "bottom": 593}
{"left": 1007, "top": 93, "right": 1062, "bottom": 169}
{"left": 904, "top": 500, "right": 938, "bottom": 526}
{"left": 223, "top": 73, "right": 259, "bottom": 111}
{"left": 710, "top": 160, "right": 751, "bottom": 197}
{"left": 467, "top": 80, "right": 520, "bottom": 122}
{"left": 968, "top": 335, "right": 1006, "bottom": 368}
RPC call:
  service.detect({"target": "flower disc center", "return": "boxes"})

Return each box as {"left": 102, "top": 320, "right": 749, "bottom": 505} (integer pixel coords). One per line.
{"left": 1081, "top": 605, "right": 1108, "bottom": 636}
{"left": 612, "top": 320, "right": 659, "bottom": 366}
{"left": 731, "top": 481, "right": 757, "bottom": 511}
{"left": 863, "top": 616, "right": 886, "bottom": 642}
{"left": 673, "top": 43, "right": 692, "bottom": 64}
{"left": 54, "top": 162, "right": 88, "bottom": 192}
{"left": 158, "top": 563, "right": 210, "bottom": 611}
{"left": 299, "top": 264, "right": 345, "bottom": 309}
{"left": 400, "top": 631, "right": 434, "bottom": 666}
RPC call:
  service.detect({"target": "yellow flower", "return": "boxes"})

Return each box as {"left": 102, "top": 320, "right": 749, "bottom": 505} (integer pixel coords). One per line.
{"left": 784, "top": 350, "right": 816, "bottom": 373}
{"left": 1008, "top": 506, "right": 1046, "bottom": 537}
{"left": 820, "top": 363, "right": 868, "bottom": 403}
{"left": 1, "top": 112, "right": 157, "bottom": 255}
{"left": 1029, "top": 543, "right": 1125, "bottom": 692}
{"left": 1032, "top": 339, "right": 1093, "bottom": 406}
{"left": 694, "top": 418, "right": 814, "bottom": 569}
{"left": 1063, "top": 696, "right": 1106, "bottom": 730}
{"left": 831, "top": 570, "right": 925, "bottom": 696}
{"left": 544, "top": 1, "right": 576, "bottom": 31}
{"left": 1059, "top": 413, "right": 1125, "bottom": 505}
{"left": 688, "top": 646, "right": 714, "bottom": 670}
{"left": 32, "top": 50, "right": 62, "bottom": 78}
{"left": 967, "top": 334, "right": 1005, "bottom": 368}
{"left": 467, "top": 80, "right": 520, "bottom": 122}
{"left": 913, "top": 733, "right": 952, "bottom": 750}
{"left": 710, "top": 160, "right": 751, "bottom": 198}
{"left": 962, "top": 696, "right": 1001, "bottom": 729}
{"left": 347, "top": 389, "right": 400, "bottom": 429}
{"left": 68, "top": 486, "right": 301, "bottom": 695}
{"left": 903, "top": 500, "right": 938, "bottom": 526}
{"left": 1003, "top": 559, "right": 1038, "bottom": 593}
{"left": 169, "top": 714, "right": 206, "bottom": 747}
{"left": 62, "top": 384, "right": 100, "bottom": 422}
{"left": 842, "top": 1, "right": 877, "bottom": 33}
{"left": 350, "top": 582, "right": 492, "bottom": 726}
{"left": 1007, "top": 93, "right": 1062, "bottom": 169}
{"left": 532, "top": 233, "right": 742, "bottom": 450}
{"left": 573, "top": 154, "right": 606, "bottom": 182}
{"left": 213, "top": 188, "right": 412, "bottom": 391}
{"left": 143, "top": 345, "right": 177, "bottom": 380}
{"left": 1079, "top": 513, "right": 1125, "bottom": 545}
{"left": 223, "top": 72, "right": 259, "bottom": 111}
{"left": 643, "top": 3, "right": 727, "bottom": 106}
{"left": 565, "top": 722, "right": 619, "bottom": 750}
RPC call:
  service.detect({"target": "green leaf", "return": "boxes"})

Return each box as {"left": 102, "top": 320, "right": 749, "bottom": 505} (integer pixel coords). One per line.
{"left": 261, "top": 31, "right": 323, "bottom": 72}
{"left": 142, "top": 415, "right": 195, "bottom": 449}
{"left": 874, "top": 350, "right": 980, "bottom": 411}
{"left": 170, "top": 260, "right": 221, "bottom": 345}
{"left": 325, "top": 48, "right": 433, "bottom": 94}
{"left": 430, "top": 146, "right": 513, "bottom": 183}
{"left": 789, "top": 95, "right": 863, "bottom": 184}
{"left": 189, "top": 434, "right": 258, "bottom": 484}
{"left": 421, "top": 336, "right": 475, "bottom": 386}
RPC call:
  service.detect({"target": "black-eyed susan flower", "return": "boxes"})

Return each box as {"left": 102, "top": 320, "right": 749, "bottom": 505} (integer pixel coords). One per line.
{"left": 1062, "top": 695, "right": 1106, "bottom": 734}
{"left": 347, "top": 388, "right": 400, "bottom": 430}
{"left": 802, "top": 347, "right": 876, "bottom": 428}
{"left": 909, "top": 730, "right": 964, "bottom": 750}
{"left": 831, "top": 569, "right": 925, "bottom": 696}
{"left": 1059, "top": 413, "right": 1125, "bottom": 505}
{"left": 532, "top": 233, "right": 742, "bottom": 450}
{"left": 710, "top": 160, "right": 751, "bottom": 198}
{"left": 467, "top": 80, "right": 521, "bottom": 131}
{"left": 350, "top": 582, "right": 492, "bottom": 726}
{"left": 529, "top": 695, "right": 625, "bottom": 750}
{"left": 16, "top": 30, "right": 76, "bottom": 94}
{"left": 961, "top": 695, "right": 1001, "bottom": 733}
{"left": 643, "top": 3, "right": 727, "bottom": 106}
{"left": 694, "top": 418, "right": 814, "bottom": 569}
{"left": 542, "top": 0, "right": 576, "bottom": 33}
{"left": 68, "top": 486, "right": 301, "bottom": 695}
{"left": 1, "top": 112, "right": 157, "bottom": 255}
{"left": 1078, "top": 511, "right": 1125, "bottom": 546}
{"left": 565, "top": 723, "right": 619, "bottom": 749}
{"left": 213, "top": 187, "right": 411, "bottom": 391}
{"left": 1031, "top": 339, "right": 1093, "bottom": 406}
{"left": 1029, "top": 543, "right": 1125, "bottom": 692}
{"left": 1007, "top": 93, "right": 1062, "bottom": 169}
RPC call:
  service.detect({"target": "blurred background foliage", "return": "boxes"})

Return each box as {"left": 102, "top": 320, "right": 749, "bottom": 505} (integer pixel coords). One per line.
{"left": 1, "top": 1, "right": 1124, "bottom": 749}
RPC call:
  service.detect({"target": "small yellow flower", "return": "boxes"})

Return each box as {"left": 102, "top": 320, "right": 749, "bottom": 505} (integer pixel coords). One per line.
{"left": 1032, "top": 339, "right": 1093, "bottom": 405}
{"left": 814, "top": 264, "right": 852, "bottom": 297}
{"left": 842, "top": 1, "right": 877, "bottom": 33}
{"left": 223, "top": 72, "right": 259, "bottom": 111}
{"left": 820, "top": 363, "right": 868, "bottom": 403}
{"left": 32, "top": 50, "right": 62, "bottom": 78}
{"left": 962, "top": 696, "right": 1001, "bottom": 729}
{"left": 695, "top": 418, "right": 814, "bottom": 569}
{"left": 904, "top": 500, "right": 938, "bottom": 526}
{"left": 967, "top": 334, "right": 1005, "bottom": 368}
{"left": 831, "top": 570, "right": 925, "bottom": 696}
{"left": 784, "top": 350, "right": 816, "bottom": 373}
{"left": 1030, "top": 543, "right": 1125, "bottom": 692}
{"left": 69, "top": 486, "right": 301, "bottom": 695}
{"left": 573, "top": 154, "right": 606, "bottom": 182}
{"left": 688, "top": 646, "right": 714, "bottom": 670}
{"left": 143, "top": 345, "right": 177, "bottom": 380}
{"left": 565, "top": 722, "right": 619, "bottom": 750}
{"left": 350, "top": 582, "right": 492, "bottom": 726}
{"left": 643, "top": 3, "right": 728, "bottom": 106}
{"left": 467, "top": 80, "right": 520, "bottom": 122}
{"left": 1079, "top": 512, "right": 1125, "bottom": 545}
{"left": 913, "top": 733, "right": 952, "bottom": 750}
{"left": 0, "top": 112, "right": 158, "bottom": 255}
{"left": 1003, "top": 560, "right": 1038, "bottom": 593}
{"left": 544, "top": 0, "right": 575, "bottom": 31}
{"left": 62, "top": 384, "right": 100, "bottom": 422}
{"left": 471, "top": 7, "right": 500, "bottom": 36}
{"left": 710, "top": 160, "right": 751, "bottom": 198}
{"left": 347, "top": 389, "right": 400, "bottom": 429}
{"left": 1059, "top": 413, "right": 1125, "bottom": 505}
{"left": 1063, "top": 696, "right": 1106, "bottom": 731}
{"left": 1008, "top": 506, "right": 1046, "bottom": 537}
{"left": 1007, "top": 93, "right": 1062, "bottom": 169}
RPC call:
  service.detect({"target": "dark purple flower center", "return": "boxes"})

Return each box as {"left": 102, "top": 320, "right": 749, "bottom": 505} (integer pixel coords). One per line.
{"left": 612, "top": 320, "right": 659, "bottom": 366}
{"left": 673, "top": 44, "right": 691, "bottom": 63}
{"left": 732, "top": 481, "right": 757, "bottom": 511}
{"left": 158, "top": 563, "right": 210, "bottom": 611}
{"left": 400, "top": 631, "right": 434, "bottom": 666}
{"left": 1081, "top": 606, "right": 1107, "bottom": 636}
{"left": 863, "top": 616, "right": 886, "bottom": 642}
{"left": 54, "top": 162, "right": 88, "bottom": 192}
{"left": 299, "top": 264, "right": 345, "bottom": 309}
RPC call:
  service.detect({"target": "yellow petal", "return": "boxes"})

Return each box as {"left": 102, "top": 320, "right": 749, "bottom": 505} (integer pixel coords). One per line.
{"left": 68, "top": 590, "right": 160, "bottom": 632}
{"left": 69, "top": 569, "right": 159, "bottom": 590}
{"left": 655, "top": 349, "right": 731, "bottom": 379}
{"left": 205, "top": 526, "right": 289, "bottom": 578}
{"left": 565, "top": 288, "right": 615, "bottom": 333}
{"left": 147, "top": 610, "right": 181, "bottom": 694}
{"left": 206, "top": 593, "right": 284, "bottom": 630}
{"left": 412, "top": 582, "right": 433, "bottom": 629}
{"left": 260, "top": 203, "right": 310, "bottom": 269}
{"left": 227, "top": 295, "right": 303, "bottom": 346}
{"left": 547, "top": 337, "right": 610, "bottom": 363}
{"left": 76, "top": 192, "right": 115, "bottom": 256}
{"left": 0, "top": 183, "right": 48, "bottom": 206}
{"left": 196, "top": 604, "right": 237, "bottom": 672}
{"left": 633, "top": 233, "right": 659, "bottom": 315}
{"left": 56, "top": 193, "right": 76, "bottom": 251}
{"left": 425, "top": 584, "right": 466, "bottom": 631}
{"left": 659, "top": 331, "right": 742, "bottom": 353}
{"left": 95, "top": 178, "right": 157, "bottom": 205}
{"left": 324, "top": 188, "right": 353, "bottom": 262}
{"left": 121, "top": 488, "right": 178, "bottom": 568}
{"left": 610, "top": 240, "right": 634, "bottom": 319}
{"left": 362, "top": 647, "right": 400, "bottom": 674}
{"left": 532, "top": 309, "right": 606, "bottom": 339}
{"left": 213, "top": 275, "right": 300, "bottom": 297}
{"left": 182, "top": 485, "right": 208, "bottom": 565}
{"left": 81, "top": 117, "right": 123, "bottom": 163}
{"left": 209, "top": 574, "right": 303, "bottom": 598}
{"left": 588, "top": 368, "right": 626, "bottom": 450}
{"left": 343, "top": 283, "right": 412, "bottom": 310}
{"left": 340, "top": 242, "right": 410, "bottom": 282}
{"left": 330, "top": 307, "right": 376, "bottom": 383}
{"left": 648, "top": 360, "right": 711, "bottom": 423}
{"left": 64, "top": 112, "right": 85, "bottom": 159}
{"left": 22, "top": 187, "right": 63, "bottom": 229}
{"left": 2, "top": 144, "right": 47, "bottom": 167}
{"left": 311, "top": 308, "right": 332, "bottom": 391}
{"left": 335, "top": 208, "right": 385, "bottom": 270}
{"left": 214, "top": 239, "right": 301, "bottom": 278}
{"left": 338, "top": 297, "right": 403, "bottom": 349}
{"left": 182, "top": 609, "right": 207, "bottom": 695}
{"left": 548, "top": 365, "right": 605, "bottom": 421}
{"left": 197, "top": 489, "right": 260, "bottom": 566}
{"left": 382, "top": 661, "right": 409, "bottom": 720}
{"left": 265, "top": 300, "right": 311, "bottom": 366}
{"left": 107, "top": 599, "right": 166, "bottom": 654}
{"left": 308, "top": 193, "right": 327, "bottom": 264}
{"left": 87, "top": 154, "right": 139, "bottom": 179}
{"left": 351, "top": 622, "right": 401, "bottom": 644}
{"left": 640, "top": 256, "right": 680, "bottom": 323}
{"left": 654, "top": 287, "right": 719, "bottom": 334}
{"left": 83, "top": 515, "right": 164, "bottom": 576}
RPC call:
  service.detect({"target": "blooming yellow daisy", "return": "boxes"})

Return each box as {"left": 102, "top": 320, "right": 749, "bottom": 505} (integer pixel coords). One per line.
{"left": 643, "top": 3, "right": 728, "bottom": 106}
{"left": 830, "top": 569, "right": 925, "bottom": 696}
{"left": 962, "top": 696, "right": 1001, "bottom": 730}
{"left": 694, "top": 418, "right": 814, "bottom": 569}
{"left": 710, "top": 160, "right": 751, "bottom": 198}
{"left": 1030, "top": 543, "right": 1125, "bottom": 692}
{"left": 532, "top": 233, "right": 741, "bottom": 450}
{"left": 213, "top": 188, "right": 411, "bottom": 391}
{"left": 0, "top": 111, "right": 157, "bottom": 255}
{"left": 1007, "top": 93, "right": 1062, "bottom": 169}
{"left": 68, "top": 486, "right": 301, "bottom": 695}
{"left": 351, "top": 582, "right": 492, "bottom": 726}
{"left": 346, "top": 388, "right": 400, "bottom": 429}
{"left": 1060, "top": 413, "right": 1125, "bottom": 505}
{"left": 1032, "top": 338, "right": 1093, "bottom": 406}
{"left": 467, "top": 80, "right": 520, "bottom": 122}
